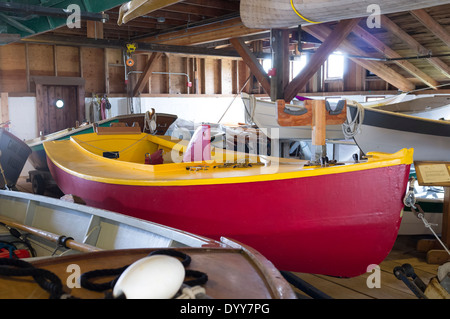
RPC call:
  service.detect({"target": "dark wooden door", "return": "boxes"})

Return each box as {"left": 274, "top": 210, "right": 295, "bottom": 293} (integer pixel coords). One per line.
{"left": 43, "top": 85, "right": 78, "bottom": 134}
{"left": 34, "top": 76, "right": 86, "bottom": 136}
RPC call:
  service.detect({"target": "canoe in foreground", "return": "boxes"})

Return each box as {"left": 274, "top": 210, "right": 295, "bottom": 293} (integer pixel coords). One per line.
{"left": 347, "top": 103, "right": 450, "bottom": 161}
{"left": 44, "top": 132, "right": 413, "bottom": 277}
{"left": 0, "top": 189, "right": 294, "bottom": 299}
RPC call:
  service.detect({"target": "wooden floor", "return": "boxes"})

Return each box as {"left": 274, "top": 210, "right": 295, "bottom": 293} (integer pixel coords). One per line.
{"left": 14, "top": 176, "right": 446, "bottom": 299}
{"left": 291, "top": 235, "right": 441, "bottom": 299}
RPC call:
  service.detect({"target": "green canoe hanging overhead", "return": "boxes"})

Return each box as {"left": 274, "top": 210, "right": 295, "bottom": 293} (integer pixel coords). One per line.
{"left": 0, "top": 0, "right": 128, "bottom": 45}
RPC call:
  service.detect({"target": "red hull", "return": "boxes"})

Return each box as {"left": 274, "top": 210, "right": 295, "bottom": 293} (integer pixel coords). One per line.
{"left": 48, "top": 158, "right": 410, "bottom": 277}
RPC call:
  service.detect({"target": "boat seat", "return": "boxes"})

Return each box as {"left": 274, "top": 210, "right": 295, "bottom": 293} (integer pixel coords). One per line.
{"left": 110, "top": 122, "right": 127, "bottom": 127}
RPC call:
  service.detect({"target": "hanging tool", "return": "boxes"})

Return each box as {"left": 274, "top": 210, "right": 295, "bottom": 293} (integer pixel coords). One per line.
{"left": 125, "top": 43, "right": 137, "bottom": 67}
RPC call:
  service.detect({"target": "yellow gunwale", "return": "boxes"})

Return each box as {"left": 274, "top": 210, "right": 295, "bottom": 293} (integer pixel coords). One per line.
{"left": 43, "top": 133, "right": 414, "bottom": 187}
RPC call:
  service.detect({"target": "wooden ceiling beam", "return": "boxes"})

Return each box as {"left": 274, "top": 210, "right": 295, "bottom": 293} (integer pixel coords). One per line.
{"left": 159, "top": 2, "right": 231, "bottom": 17}
{"left": 284, "top": 18, "right": 360, "bottom": 103}
{"left": 133, "top": 52, "right": 163, "bottom": 96}
{"left": 184, "top": 0, "right": 240, "bottom": 11}
{"left": 410, "top": 9, "right": 450, "bottom": 47}
{"left": 229, "top": 37, "right": 271, "bottom": 95}
{"left": 140, "top": 17, "right": 266, "bottom": 46}
{"left": 351, "top": 23, "right": 440, "bottom": 89}
{"left": 380, "top": 15, "right": 450, "bottom": 79}
{"left": 303, "top": 24, "right": 415, "bottom": 92}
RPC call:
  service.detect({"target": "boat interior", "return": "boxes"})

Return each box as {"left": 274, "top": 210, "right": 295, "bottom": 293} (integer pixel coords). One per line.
{"left": 0, "top": 190, "right": 213, "bottom": 261}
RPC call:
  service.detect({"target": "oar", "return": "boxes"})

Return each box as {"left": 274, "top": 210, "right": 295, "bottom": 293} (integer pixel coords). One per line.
{"left": 0, "top": 217, "right": 102, "bottom": 253}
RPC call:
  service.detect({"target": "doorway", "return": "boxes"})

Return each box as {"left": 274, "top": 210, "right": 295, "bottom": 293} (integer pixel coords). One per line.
{"left": 33, "top": 76, "right": 85, "bottom": 136}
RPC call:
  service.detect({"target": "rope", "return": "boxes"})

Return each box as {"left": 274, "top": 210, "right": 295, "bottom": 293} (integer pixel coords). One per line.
{"left": 404, "top": 184, "right": 450, "bottom": 257}
{"left": 218, "top": 75, "right": 251, "bottom": 124}
{"left": 342, "top": 100, "right": 365, "bottom": 139}
{"left": 79, "top": 249, "right": 208, "bottom": 299}
{"left": 143, "top": 109, "right": 158, "bottom": 134}
{"left": 413, "top": 204, "right": 450, "bottom": 257}
{"left": 419, "top": 214, "right": 450, "bottom": 256}
{"left": 0, "top": 258, "right": 68, "bottom": 299}
{"left": 80, "top": 265, "right": 129, "bottom": 292}
{"left": 176, "top": 284, "right": 210, "bottom": 299}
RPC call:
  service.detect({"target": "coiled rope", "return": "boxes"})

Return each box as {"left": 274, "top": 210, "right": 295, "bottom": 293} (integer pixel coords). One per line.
{"left": 80, "top": 249, "right": 209, "bottom": 299}
{"left": 0, "top": 249, "right": 209, "bottom": 299}
{"left": 342, "top": 100, "right": 365, "bottom": 139}
{"left": 0, "top": 258, "right": 68, "bottom": 299}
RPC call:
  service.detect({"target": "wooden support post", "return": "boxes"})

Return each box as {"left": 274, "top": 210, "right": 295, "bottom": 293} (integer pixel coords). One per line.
{"left": 86, "top": 21, "right": 104, "bottom": 39}
{"left": 270, "top": 29, "right": 290, "bottom": 101}
{"left": 276, "top": 99, "right": 346, "bottom": 162}
{"left": 414, "top": 161, "right": 450, "bottom": 265}
{"left": 133, "top": 52, "right": 162, "bottom": 96}
{"left": 311, "top": 100, "right": 326, "bottom": 162}
{"left": 1, "top": 93, "right": 9, "bottom": 125}
{"left": 284, "top": 18, "right": 360, "bottom": 103}
{"left": 104, "top": 48, "right": 110, "bottom": 94}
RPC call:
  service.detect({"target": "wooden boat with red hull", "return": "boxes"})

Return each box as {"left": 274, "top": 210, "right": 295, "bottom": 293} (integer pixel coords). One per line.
{"left": 44, "top": 123, "right": 414, "bottom": 277}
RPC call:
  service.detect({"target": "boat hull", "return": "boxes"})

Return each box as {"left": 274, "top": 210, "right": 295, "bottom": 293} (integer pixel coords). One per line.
{"left": 349, "top": 105, "right": 450, "bottom": 161}
{"left": 0, "top": 129, "right": 31, "bottom": 188}
{"left": 48, "top": 155, "right": 410, "bottom": 277}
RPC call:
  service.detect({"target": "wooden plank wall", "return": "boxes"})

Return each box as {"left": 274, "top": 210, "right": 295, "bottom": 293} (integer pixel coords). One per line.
{"left": 0, "top": 42, "right": 393, "bottom": 97}
{"left": 0, "top": 43, "right": 247, "bottom": 97}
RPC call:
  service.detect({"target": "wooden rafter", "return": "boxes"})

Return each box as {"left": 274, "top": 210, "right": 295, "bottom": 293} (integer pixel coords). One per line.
{"left": 229, "top": 37, "right": 271, "bottom": 95}
{"left": 380, "top": 15, "right": 450, "bottom": 79}
{"left": 284, "top": 18, "right": 360, "bottom": 102}
{"left": 133, "top": 52, "right": 163, "bottom": 96}
{"left": 410, "top": 9, "right": 450, "bottom": 47}
{"left": 303, "top": 24, "right": 416, "bottom": 92}
{"left": 140, "top": 17, "right": 266, "bottom": 46}
{"left": 351, "top": 24, "right": 439, "bottom": 89}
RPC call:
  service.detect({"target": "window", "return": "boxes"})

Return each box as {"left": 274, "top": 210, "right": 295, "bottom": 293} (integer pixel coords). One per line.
{"left": 366, "top": 96, "right": 385, "bottom": 102}
{"left": 325, "top": 52, "right": 344, "bottom": 80}
{"left": 291, "top": 54, "right": 308, "bottom": 79}
{"left": 262, "top": 59, "right": 272, "bottom": 73}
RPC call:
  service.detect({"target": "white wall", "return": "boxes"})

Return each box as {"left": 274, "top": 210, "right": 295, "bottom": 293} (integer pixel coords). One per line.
{"left": 139, "top": 96, "right": 246, "bottom": 124}
{"left": 4, "top": 96, "right": 246, "bottom": 142}
{"left": 5, "top": 97, "right": 37, "bottom": 141}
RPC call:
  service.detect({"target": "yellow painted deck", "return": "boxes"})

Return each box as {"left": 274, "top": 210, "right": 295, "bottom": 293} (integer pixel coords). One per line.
{"left": 43, "top": 132, "right": 413, "bottom": 186}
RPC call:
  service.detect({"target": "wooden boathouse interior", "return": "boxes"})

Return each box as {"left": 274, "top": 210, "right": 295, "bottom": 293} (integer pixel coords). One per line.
{"left": 1, "top": 0, "right": 450, "bottom": 300}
